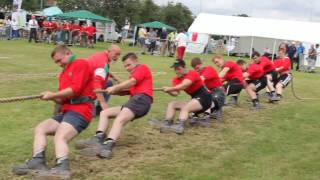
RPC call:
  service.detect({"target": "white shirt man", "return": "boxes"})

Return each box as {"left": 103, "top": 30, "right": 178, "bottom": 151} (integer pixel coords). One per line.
{"left": 175, "top": 31, "right": 188, "bottom": 60}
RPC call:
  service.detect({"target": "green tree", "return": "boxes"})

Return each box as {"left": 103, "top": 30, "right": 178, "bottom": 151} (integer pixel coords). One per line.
{"left": 139, "top": 0, "right": 160, "bottom": 23}
{"left": 160, "top": 2, "right": 194, "bottom": 31}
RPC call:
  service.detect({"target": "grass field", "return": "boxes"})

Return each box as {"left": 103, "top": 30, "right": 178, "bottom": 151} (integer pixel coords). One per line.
{"left": 0, "top": 40, "right": 320, "bottom": 180}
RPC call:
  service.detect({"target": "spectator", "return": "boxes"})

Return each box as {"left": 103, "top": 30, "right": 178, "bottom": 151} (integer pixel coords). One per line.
{"left": 287, "top": 42, "right": 297, "bottom": 69}
{"left": 148, "top": 28, "right": 158, "bottom": 55}
{"left": 138, "top": 25, "right": 147, "bottom": 54}
{"left": 167, "top": 31, "right": 177, "bottom": 57}
{"left": 307, "top": 44, "right": 317, "bottom": 73}
{"left": 175, "top": 29, "right": 188, "bottom": 61}
{"left": 160, "top": 27, "right": 168, "bottom": 56}
{"left": 4, "top": 16, "right": 11, "bottom": 40}
{"left": 296, "top": 42, "right": 305, "bottom": 71}
{"left": 11, "top": 18, "right": 19, "bottom": 39}
{"left": 28, "top": 15, "right": 38, "bottom": 43}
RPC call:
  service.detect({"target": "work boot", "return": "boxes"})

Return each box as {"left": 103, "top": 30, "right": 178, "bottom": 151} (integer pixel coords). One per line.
{"left": 211, "top": 107, "right": 223, "bottom": 121}
{"left": 98, "top": 140, "right": 116, "bottom": 159}
{"left": 160, "top": 120, "right": 185, "bottom": 135}
{"left": 148, "top": 118, "right": 173, "bottom": 127}
{"left": 75, "top": 133, "right": 105, "bottom": 150}
{"left": 225, "top": 96, "right": 238, "bottom": 106}
{"left": 269, "top": 92, "right": 280, "bottom": 102}
{"left": 251, "top": 101, "right": 261, "bottom": 110}
{"left": 12, "top": 152, "right": 48, "bottom": 175}
{"left": 36, "top": 158, "right": 71, "bottom": 180}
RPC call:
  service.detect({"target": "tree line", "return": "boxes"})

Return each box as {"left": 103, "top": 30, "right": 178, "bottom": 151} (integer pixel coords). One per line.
{"left": 1, "top": 0, "right": 194, "bottom": 30}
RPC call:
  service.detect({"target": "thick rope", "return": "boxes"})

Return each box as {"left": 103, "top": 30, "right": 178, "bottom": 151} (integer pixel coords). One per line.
{"left": 0, "top": 95, "right": 42, "bottom": 103}
{"left": 95, "top": 88, "right": 164, "bottom": 93}
{"left": 290, "top": 75, "right": 320, "bottom": 100}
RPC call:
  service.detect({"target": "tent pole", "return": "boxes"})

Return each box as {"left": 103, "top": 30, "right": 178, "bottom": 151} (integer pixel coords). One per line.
{"left": 272, "top": 39, "right": 277, "bottom": 61}
{"left": 227, "top": 36, "right": 231, "bottom": 56}
{"left": 249, "top": 36, "right": 254, "bottom": 59}
{"left": 132, "top": 26, "right": 137, "bottom": 47}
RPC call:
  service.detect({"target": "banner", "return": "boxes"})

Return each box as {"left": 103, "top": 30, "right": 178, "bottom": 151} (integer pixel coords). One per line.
{"left": 13, "top": 0, "right": 23, "bottom": 11}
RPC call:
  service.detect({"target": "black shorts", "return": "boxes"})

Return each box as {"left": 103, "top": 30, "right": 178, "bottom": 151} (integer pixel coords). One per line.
{"left": 210, "top": 87, "right": 226, "bottom": 110}
{"left": 224, "top": 79, "right": 243, "bottom": 95}
{"left": 275, "top": 73, "right": 292, "bottom": 88}
{"left": 192, "top": 90, "right": 212, "bottom": 114}
{"left": 122, "top": 94, "right": 152, "bottom": 119}
{"left": 266, "top": 70, "right": 278, "bottom": 83}
{"left": 246, "top": 76, "right": 267, "bottom": 92}
{"left": 52, "top": 110, "right": 89, "bottom": 133}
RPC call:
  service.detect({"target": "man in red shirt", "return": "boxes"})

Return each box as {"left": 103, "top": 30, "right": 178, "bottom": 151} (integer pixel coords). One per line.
{"left": 12, "top": 45, "right": 95, "bottom": 179}
{"left": 274, "top": 49, "right": 292, "bottom": 99}
{"left": 74, "top": 45, "right": 121, "bottom": 148}
{"left": 156, "top": 60, "right": 212, "bottom": 134}
{"left": 86, "top": 23, "right": 96, "bottom": 48}
{"left": 237, "top": 59, "right": 267, "bottom": 109}
{"left": 212, "top": 55, "right": 244, "bottom": 106}
{"left": 77, "top": 53, "right": 153, "bottom": 159}
{"left": 252, "top": 52, "right": 279, "bottom": 102}
{"left": 191, "top": 57, "right": 225, "bottom": 120}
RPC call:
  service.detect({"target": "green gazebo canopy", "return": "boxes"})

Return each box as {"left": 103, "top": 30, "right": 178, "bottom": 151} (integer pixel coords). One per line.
{"left": 138, "top": 21, "right": 176, "bottom": 31}
{"left": 54, "top": 10, "right": 112, "bottom": 22}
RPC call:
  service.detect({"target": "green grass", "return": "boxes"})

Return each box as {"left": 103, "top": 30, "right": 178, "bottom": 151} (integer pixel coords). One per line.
{"left": 0, "top": 40, "right": 320, "bottom": 180}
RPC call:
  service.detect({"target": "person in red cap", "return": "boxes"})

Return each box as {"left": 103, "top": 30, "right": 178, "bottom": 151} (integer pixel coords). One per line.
{"left": 76, "top": 53, "right": 153, "bottom": 159}
{"left": 12, "top": 45, "right": 95, "bottom": 179}
{"left": 237, "top": 59, "right": 267, "bottom": 109}
{"left": 212, "top": 55, "right": 244, "bottom": 106}
{"left": 191, "top": 57, "right": 225, "bottom": 120}
{"left": 274, "top": 49, "right": 292, "bottom": 99}
{"left": 155, "top": 60, "right": 212, "bottom": 134}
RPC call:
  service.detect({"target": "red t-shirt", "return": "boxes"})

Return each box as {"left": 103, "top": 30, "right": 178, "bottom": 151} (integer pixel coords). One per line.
{"left": 42, "top": 21, "right": 49, "bottom": 28}
{"left": 274, "top": 57, "right": 291, "bottom": 74}
{"left": 86, "top": 26, "right": 96, "bottom": 37}
{"left": 63, "top": 23, "right": 71, "bottom": 30}
{"left": 87, "top": 51, "right": 110, "bottom": 90}
{"left": 129, "top": 64, "right": 154, "bottom": 100}
{"left": 172, "top": 70, "right": 204, "bottom": 96}
{"left": 80, "top": 26, "right": 87, "bottom": 33}
{"left": 222, "top": 60, "right": 244, "bottom": 83}
{"left": 51, "top": 22, "right": 58, "bottom": 30}
{"left": 247, "top": 63, "right": 264, "bottom": 80}
{"left": 259, "top": 56, "right": 275, "bottom": 73}
{"left": 59, "top": 59, "right": 95, "bottom": 122}
{"left": 71, "top": 24, "right": 81, "bottom": 31}
{"left": 199, "top": 66, "right": 222, "bottom": 89}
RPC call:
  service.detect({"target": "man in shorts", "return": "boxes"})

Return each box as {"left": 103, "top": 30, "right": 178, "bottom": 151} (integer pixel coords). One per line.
{"left": 237, "top": 59, "right": 267, "bottom": 109}
{"left": 76, "top": 53, "right": 153, "bottom": 159}
{"left": 12, "top": 45, "right": 95, "bottom": 179}
{"left": 157, "top": 60, "right": 212, "bottom": 134}
{"left": 212, "top": 55, "right": 244, "bottom": 106}
{"left": 251, "top": 52, "right": 279, "bottom": 102}
{"left": 274, "top": 49, "right": 292, "bottom": 99}
{"left": 191, "top": 57, "right": 225, "bottom": 120}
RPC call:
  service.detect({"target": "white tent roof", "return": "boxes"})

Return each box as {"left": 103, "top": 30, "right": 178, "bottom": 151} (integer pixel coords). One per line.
{"left": 188, "top": 13, "right": 320, "bottom": 43}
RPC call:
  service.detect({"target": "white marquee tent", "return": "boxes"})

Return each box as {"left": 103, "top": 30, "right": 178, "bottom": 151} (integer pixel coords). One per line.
{"left": 188, "top": 13, "right": 320, "bottom": 43}
{"left": 187, "top": 13, "right": 320, "bottom": 66}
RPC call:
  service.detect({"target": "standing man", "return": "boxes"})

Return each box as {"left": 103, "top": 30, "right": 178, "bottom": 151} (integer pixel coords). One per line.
{"left": 4, "top": 16, "right": 11, "bottom": 40}
{"left": 76, "top": 53, "right": 153, "bottom": 159}
{"left": 138, "top": 25, "right": 147, "bottom": 54}
{"left": 175, "top": 29, "right": 188, "bottom": 61}
{"left": 287, "top": 42, "right": 297, "bottom": 69}
{"left": 274, "top": 49, "right": 292, "bottom": 99}
{"left": 148, "top": 28, "right": 158, "bottom": 55}
{"left": 11, "top": 18, "right": 19, "bottom": 39}
{"left": 157, "top": 60, "right": 212, "bottom": 134}
{"left": 212, "top": 55, "right": 244, "bottom": 106}
{"left": 12, "top": 45, "right": 95, "bottom": 179}
{"left": 168, "top": 31, "right": 177, "bottom": 57}
{"left": 296, "top": 42, "right": 305, "bottom": 71}
{"left": 307, "top": 44, "right": 317, "bottom": 73}
{"left": 191, "top": 57, "right": 225, "bottom": 120}
{"left": 87, "top": 45, "right": 122, "bottom": 116}
{"left": 237, "top": 59, "right": 267, "bottom": 109}
{"left": 28, "top": 15, "right": 38, "bottom": 43}
{"left": 160, "top": 27, "right": 168, "bottom": 56}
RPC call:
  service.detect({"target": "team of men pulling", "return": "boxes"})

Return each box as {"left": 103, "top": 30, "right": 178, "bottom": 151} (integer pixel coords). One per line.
{"left": 12, "top": 45, "right": 292, "bottom": 179}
